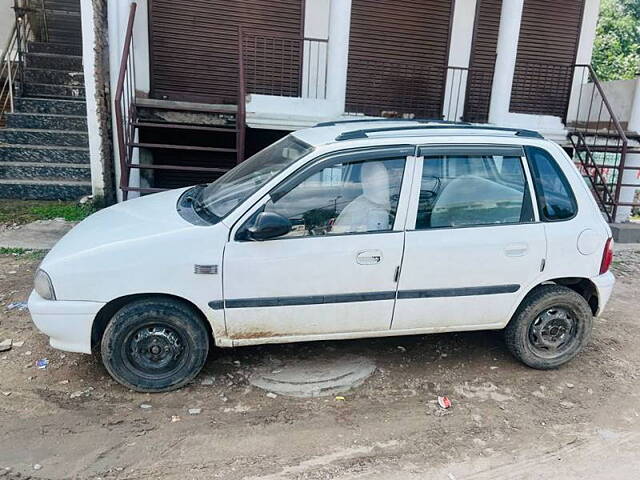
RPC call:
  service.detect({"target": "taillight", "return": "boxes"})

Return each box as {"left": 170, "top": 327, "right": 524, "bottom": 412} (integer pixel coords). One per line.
{"left": 600, "top": 237, "right": 614, "bottom": 274}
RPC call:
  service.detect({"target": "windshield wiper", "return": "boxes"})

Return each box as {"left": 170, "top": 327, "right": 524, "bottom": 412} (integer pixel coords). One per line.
{"left": 190, "top": 185, "right": 220, "bottom": 224}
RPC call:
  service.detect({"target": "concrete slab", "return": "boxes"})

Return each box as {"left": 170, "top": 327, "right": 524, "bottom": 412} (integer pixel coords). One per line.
{"left": 249, "top": 354, "right": 376, "bottom": 398}
{"left": 610, "top": 222, "right": 640, "bottom": 244}
{"left": 0, "top": 219, "right": 75, "bottom": 250}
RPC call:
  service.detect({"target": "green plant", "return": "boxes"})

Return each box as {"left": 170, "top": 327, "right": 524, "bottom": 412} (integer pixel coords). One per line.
{"left": 592, "top": 0, "right": 640, "bottom": 81}
{"left": 29, "top": 202, "right": 97, "bottom": 222}
{"left": 0, "top": 247, "right": 46, "bottom": 259}
{"left": 0, "top": 199, "right": 99, "bottom": 225}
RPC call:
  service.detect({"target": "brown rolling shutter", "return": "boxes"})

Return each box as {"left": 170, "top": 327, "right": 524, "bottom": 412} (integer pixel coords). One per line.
{"left": 464, "top": 0, "right": 502, "bottom": 123}
{"left": 510, "top": 0, "right": 585, "bottom": 118}
{"left": 148, "top": 0, "right": 304, "bottom": 105}
{"left": 345, "top": 0, "right": 454, "bottom": 118}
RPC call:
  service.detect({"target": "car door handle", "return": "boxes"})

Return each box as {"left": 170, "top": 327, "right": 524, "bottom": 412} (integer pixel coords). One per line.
{"left": 356, "top": 250, "right": 383, "bottom": 265}
{"left": 505, "top": 243, "right": 528, "bottom": 257}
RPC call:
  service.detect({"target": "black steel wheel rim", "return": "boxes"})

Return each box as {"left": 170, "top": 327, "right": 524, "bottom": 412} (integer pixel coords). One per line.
{"left": 528, "top": 306, "right": 578, "bottom": 359}
{"left": 122, "top": 322, "right": 189, "bottom": 379}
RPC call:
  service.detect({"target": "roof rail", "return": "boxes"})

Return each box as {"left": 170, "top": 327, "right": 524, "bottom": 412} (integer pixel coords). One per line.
{"left": 334, "top": 125, "right": 544, "bottom": 141}
{"left": 315, "top": 118, "right": 472, "bottom": 127}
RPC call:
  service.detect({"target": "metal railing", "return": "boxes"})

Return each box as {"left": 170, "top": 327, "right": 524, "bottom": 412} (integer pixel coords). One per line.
{"left": 442, "top": 66, "right": 495, "bottom": 123}
{"left": 14, "top": 0, "right": 50, "bottom": 86}
{"left": 511, "top": 62, "right": 576, "bottom": 121}
{"left": 117, "top": 3, "right": 240, "bottom": 199}
{"left": 237, "top": 28, "right": 329, "bottom": 166}
{"left": 566, "top": 64, "right": 630, "bottom": 222}
{"left": 114, "top": 2, "right": 137, "bottom": 200}
{"left": 344, "top": 59, "right": 447, "bottom": 118}
{"left": 0, "top": 23, "right": 18, "bottom": 126}
{"left": 239, "top": 29, "right": 329, "bottom": 100}
{"left": 1, "top": 0, "right": 50, "bottom": 125}
{"left": 442, "top": 66, "right": 468, "bottom": 122}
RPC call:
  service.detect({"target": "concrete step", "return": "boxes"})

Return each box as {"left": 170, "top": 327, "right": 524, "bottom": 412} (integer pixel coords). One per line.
{"left": 23, "top": 68, "right": 84, "bottom": 86}
{"left": 26, "top": 52, "right": 82, "bottom": 71}
{"left": 28, "top": 41, "right": 82, "bottom": 56}
{"left": 43, "top": 12, "right": 82, "bottom": 37}
{"left": 0, "top": 162, "right": 90, "bottom": 181}
{"left": 14, "top": 97, "right": 86, "bottom": 115}
{"left": 0, "top": 144, "right": 89, "bottom": 163}
{"left": 0, "top": 179, "right": 91, "bottom": 200}
{"left": 5, "top": 113, "right": 87, "bottom": 131}
{"left": 22, "top": 82, "right": 85, "bottom": 99}
{"left": 44, "top": 0, "right": 81, "bottom": 12}
{"left": 46, "top": 29, "right": 82, "bottom": 45}
{"left": 0, "top": 128, "right": 88, "bottom": 147}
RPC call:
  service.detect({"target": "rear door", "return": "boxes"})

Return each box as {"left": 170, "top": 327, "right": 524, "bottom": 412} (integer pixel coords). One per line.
{"left": 392, "top": 145, "right": 547, "bottom": 331}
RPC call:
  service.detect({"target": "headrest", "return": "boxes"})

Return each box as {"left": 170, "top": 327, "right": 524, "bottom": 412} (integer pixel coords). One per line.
{"left": 361, "top": 161, "right": 390, "bottom": 207}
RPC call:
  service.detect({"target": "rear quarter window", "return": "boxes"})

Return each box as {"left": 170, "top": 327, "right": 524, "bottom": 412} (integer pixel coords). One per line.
{"left": 525, "top": 146, "right": 578, "bottom": 221}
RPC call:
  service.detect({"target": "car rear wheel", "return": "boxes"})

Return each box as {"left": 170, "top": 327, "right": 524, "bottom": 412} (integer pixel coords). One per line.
{"left": 101, "top": 297, "right": 209, "bottom": 392}
{"left": 504, "top": 285, "right": 593, "bottom": 369}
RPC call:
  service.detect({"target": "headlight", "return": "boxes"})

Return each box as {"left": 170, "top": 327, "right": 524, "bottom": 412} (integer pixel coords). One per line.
{"left": 34, "top": 269, "right": 56, "bottom": 300}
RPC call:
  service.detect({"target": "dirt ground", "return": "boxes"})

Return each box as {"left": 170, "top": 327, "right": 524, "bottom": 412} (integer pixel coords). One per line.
{"left": 1, "top": 249, "right": 639, "bottom": 480}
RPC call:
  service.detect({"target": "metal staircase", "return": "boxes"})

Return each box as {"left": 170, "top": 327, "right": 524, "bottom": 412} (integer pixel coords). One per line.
{"left": 566, "top": 65, "right": 638, "bottom": 222}
{"left": 115, "top": 3, "right": 245, "bottom": 200}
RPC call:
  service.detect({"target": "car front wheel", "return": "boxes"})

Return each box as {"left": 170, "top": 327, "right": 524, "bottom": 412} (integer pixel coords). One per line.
{"left": 504, "top": 285, "right": 593, "bottom": 369}
{"left": 101, "top": 297, "right": 210, "bottom": 392}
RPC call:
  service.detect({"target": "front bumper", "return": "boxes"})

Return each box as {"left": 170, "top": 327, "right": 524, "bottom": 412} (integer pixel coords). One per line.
{"left": 592, "top": 271, "right": 615, "bottom": 316}
{"left": 28, "top": 290, "right": 105, "bottom": 354}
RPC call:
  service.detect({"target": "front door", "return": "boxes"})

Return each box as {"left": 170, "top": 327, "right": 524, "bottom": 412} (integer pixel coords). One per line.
{"left": 392, "top": 145, "right": 547, "bottom": 331}
{"left": 223, "top": 147, "right": 414, "bottom": 341}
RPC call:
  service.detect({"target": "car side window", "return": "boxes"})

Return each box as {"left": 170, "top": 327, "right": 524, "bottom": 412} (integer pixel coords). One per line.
{"left": 256, "top": 156, "right": 406, "bottom": 238}
{"left": 416, "top": 152, "right": 534, "bottom": 229}
{"left": 525, "top": 146, "right": 577, "bottom": 221}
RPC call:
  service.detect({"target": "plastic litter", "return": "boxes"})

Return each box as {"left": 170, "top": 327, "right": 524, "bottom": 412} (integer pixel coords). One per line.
{"left": 7, "top": 302, "right": 28, "bottom": 311}
{"left": 438, "top": 396, "right": 452, "bottom": 409}
{"left": 266, "top": 392, "right": 277, "bottom": 399}
{"left": 335, "top": 396, "right": 346, "bottom": 401}
{"left": 188, "top": 408, "right": 201, "bottom": 415}
{"left": 140, "top": 403, "right": 152, "bottom": 409}
{"left": 36, "top": 358, "right": 49, "bottom": 369}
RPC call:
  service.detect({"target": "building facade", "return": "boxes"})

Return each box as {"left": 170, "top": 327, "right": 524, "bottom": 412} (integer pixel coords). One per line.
{"left": 4, "top": 0, "right": 640, "bottom": 221}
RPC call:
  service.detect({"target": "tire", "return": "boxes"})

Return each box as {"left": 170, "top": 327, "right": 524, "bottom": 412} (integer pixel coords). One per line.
{"left": 504, "top": 285, "right": 593, "bottom": 369}
{"left": 101, "top": 297, "right": 210, "bottom": 392}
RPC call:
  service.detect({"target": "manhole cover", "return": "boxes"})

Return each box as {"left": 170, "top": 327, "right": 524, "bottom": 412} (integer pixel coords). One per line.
{"left": 249, "top": 354, "right": 376, "bottom": 398}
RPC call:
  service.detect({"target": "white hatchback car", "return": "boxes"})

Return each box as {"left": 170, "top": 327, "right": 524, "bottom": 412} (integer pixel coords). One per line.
{"left": 29, "top": 121, "right": 615, "bottom": 392}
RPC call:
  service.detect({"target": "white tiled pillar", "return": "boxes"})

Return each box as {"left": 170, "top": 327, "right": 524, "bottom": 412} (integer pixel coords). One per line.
{"left": 80, "top": 1, "right": 105, "bottom": 199}
{"left": 442, "top": 0, "right": 477, "bottom": 121}
{"left": 615, "top": 78, "right": 640, "bottom": 222}
{"left": 488, "top": 0, "right": 524, "bottom": 125}
{"left": 566, "top": 0, "right": 601, "bottom": 124}
{"left": 325, "top": 0, "right": 352, "bottom": 116}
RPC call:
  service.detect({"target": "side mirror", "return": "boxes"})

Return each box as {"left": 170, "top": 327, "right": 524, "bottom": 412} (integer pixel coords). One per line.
{"left": 247, "top": 211, "right": 292, "bottom": 241}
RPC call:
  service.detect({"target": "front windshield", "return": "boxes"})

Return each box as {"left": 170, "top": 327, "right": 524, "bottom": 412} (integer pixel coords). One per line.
{"left": 195, "top": 135, "right": 313, "bottom": 221}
